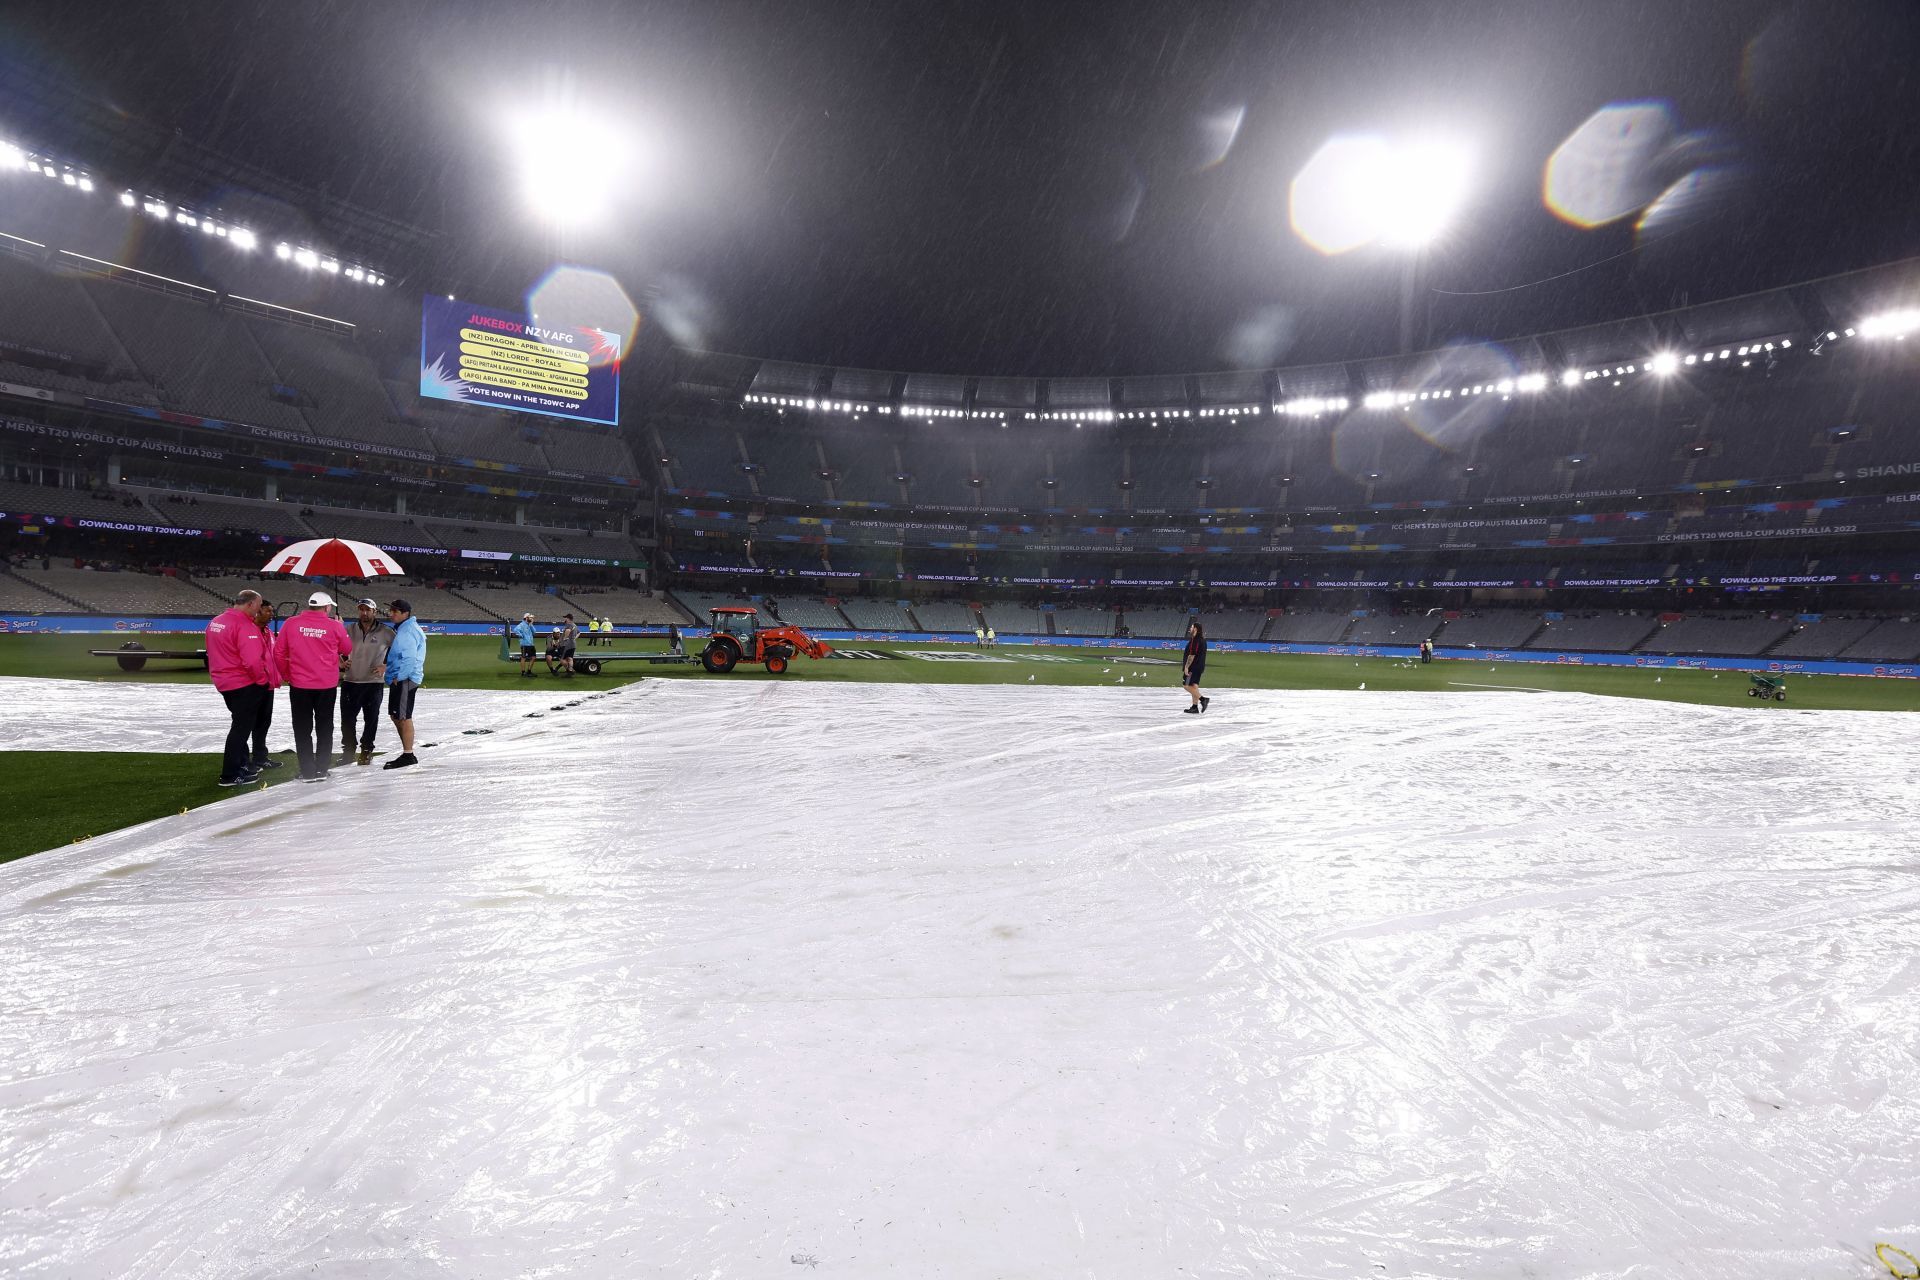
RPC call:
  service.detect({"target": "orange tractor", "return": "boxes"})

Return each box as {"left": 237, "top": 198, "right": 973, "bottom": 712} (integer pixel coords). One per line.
{"left": 700, "top": 605, "right": 832, "bottom": 674}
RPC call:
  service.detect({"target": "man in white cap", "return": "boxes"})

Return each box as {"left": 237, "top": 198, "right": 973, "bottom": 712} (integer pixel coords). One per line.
{"left": 512, "top": 611, "right": 538, "bottom": 677}
{"left": 338, "top": 598, "right": 391, "bottom": 766}
{"left": 273, "top": 591, "right": 353, "bottom": 782}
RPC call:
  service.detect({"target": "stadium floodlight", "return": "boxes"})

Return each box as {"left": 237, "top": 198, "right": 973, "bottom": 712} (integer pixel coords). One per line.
{"left": 119, "top": 190, "right": 135, "bottom": 207}
{"left": 175, "top": 211, "right": 196, "bottom": 226}
{"left": 60, "top": 171, "right": 75, "bottom": 186}
{"left": 1289, "top": 134, "right": 1473, "bottom": 254}
{"left": 229, "top": 228, "right": 257, "bottom": 251}
{"left": 1516, "top": 373, "right": 1547, "bottom": 392}
{"left": 294, "top": 248, "right": 318, "bottom": 268}
{"left": 321, "top": 258, "right": 340, "bottom": 274}
{"left": 1648, "top": 351, "right": 1680, "bottom": 375}
{"left": 1560, "top": 370, "right": 1581, "bottom": 387}
{"left": 77, "top": 176, "right": 92, "bottom": 192}
{"left": 504, "top": 97, "right": 636, "bottom": 229}
{"left": 1859, "top": 309, "right": 1920, "bottom": 339}
{"left": 274, "top": 241, "right": 292, "bottom": 259}
{"left": 0, "top": 142, "right": 23, "bottom": 170}
{"left": 144, "top": 200, "right": 168, "bottom": 219}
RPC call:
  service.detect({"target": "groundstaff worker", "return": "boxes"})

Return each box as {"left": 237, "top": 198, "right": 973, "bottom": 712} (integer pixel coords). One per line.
{"left": 382, "top": 598, "right": 427, "bottom": 771}
{"left": 206, "top": 589, "right": 278, "bottom": 786}
{"left": 1181, "top": 619, "right": 1210, "bottom": 715}
{"left": 339, "top": 598, "right": 391, "bottom": 766}
{"left": 275, "top": 591, "right": 352, "bottom": 783}
{"left": 513, "top": 612, "right": 538, "bottom": 676}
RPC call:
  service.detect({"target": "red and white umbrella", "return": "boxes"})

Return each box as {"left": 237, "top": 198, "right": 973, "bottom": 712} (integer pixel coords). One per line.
{"left": 260, "top": 538, "right": 406, "bottom": 579}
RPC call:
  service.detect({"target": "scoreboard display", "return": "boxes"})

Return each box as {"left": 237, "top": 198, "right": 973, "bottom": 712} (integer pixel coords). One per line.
{"left": 419, "top": 295, "right": 620, "bottom": 426}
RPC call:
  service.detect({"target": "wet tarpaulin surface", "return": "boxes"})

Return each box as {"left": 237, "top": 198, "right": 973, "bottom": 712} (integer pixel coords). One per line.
{"left": 0, "top": 677, "right": 551, "bottom": 754}
{"left": 2, "top": 680, "right": 1917, "bottom": 1278}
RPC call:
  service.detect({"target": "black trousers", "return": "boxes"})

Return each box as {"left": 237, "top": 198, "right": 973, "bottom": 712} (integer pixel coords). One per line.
{"left": 219, "top": 684, "right": 273, "bottom": 781}
{"left": 289, "top": 685, "right": 338, "bottom": 778}
{"left": 339, "top": 681, "right": 382, "bottom": 752}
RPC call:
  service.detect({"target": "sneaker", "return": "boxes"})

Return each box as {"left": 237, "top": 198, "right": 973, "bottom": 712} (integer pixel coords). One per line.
{"left": 236, "top": 768, "right": 262, "bottom": 785}
{"left": 357, "top": 750, "right": 372, "bottom": 767}
{"left": 1200, "top": 697, "right": 1211, "bottom": 713}
{"left": 1183, "top": 705, "right": 1200, "bottom": 714}
{"left": 300, "top": 773, "right": 327, "bottom": 784}
{"left": 381, "top": 753, "right": 418, "bottom": 771}
{"left": 217, "top": 775, "right": 244, "bottom": 787}
{"left": 334, "top": 753, "right": 354, "bottom": 768}
{"left": 254, "top": 757, "right": 284, "bottom": 770}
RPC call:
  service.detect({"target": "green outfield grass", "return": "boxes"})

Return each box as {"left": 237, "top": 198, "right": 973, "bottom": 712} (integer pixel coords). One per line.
{"left": 0, "top": 750, "right": 303, "bottom": 865}
{"left": 2, "top": 631, "right": 1918, "bottom": 710}
{"left": 2, "top": 631, "right": 1914, "bottom": 863}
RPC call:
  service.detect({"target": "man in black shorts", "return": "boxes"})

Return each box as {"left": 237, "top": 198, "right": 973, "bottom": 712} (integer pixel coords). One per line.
{"left": 1181, "top": 619, "right": 1210, "bottom": 714}
{"left": 513, "top": 612, "right": 538, "bottom": 676}
{"left": 382, "top": 598, "right": 427, "bottom": 770}
{"left": 551, "top": 612, "right": 579, "bottom": 676}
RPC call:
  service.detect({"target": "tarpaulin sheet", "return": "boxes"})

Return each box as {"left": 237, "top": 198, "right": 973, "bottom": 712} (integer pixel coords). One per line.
{"left": 2, "top": 681, "right": 1917, "bottom": 1277}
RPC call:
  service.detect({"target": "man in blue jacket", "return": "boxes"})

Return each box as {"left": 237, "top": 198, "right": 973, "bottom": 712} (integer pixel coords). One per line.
{"left": 383, "top": 598, "right": 428, "bottom": 771}
{"left": 512, "top": 612, "right": 538, "bottom": 677}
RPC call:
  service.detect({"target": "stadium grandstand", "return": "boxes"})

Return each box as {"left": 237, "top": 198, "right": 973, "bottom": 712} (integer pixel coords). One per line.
{"left": 2, "top": 134, "right": 1920, "bottom": 656}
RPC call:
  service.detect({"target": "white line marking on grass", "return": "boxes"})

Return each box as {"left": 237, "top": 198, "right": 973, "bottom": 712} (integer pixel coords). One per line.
{"left": 1448, "top": 681, "right": 1547, "bottom": 693}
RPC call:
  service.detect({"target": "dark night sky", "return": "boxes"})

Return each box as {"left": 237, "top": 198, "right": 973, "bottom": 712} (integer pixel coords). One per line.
{"left": 3, "top": 0, "right": 1919, "bottom": 377}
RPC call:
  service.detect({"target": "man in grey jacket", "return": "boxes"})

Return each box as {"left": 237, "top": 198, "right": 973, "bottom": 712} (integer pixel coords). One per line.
{"left": 338, "top": 598, "right": 393, "bottom": 766}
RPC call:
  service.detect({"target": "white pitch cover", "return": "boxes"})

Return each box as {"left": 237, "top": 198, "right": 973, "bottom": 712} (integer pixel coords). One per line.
{"left": 1, "top": 680, "right": 1916, "bottom": 1276}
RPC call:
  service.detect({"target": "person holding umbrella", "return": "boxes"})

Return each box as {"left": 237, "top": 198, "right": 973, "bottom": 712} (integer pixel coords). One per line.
{"left": 339, "top": 598, "right": 391, "bottom": 766}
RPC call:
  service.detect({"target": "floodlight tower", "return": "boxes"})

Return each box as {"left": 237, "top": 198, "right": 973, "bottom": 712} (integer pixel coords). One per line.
{"left": 1287, "top": 134, "right": 1472, "bottom": 353}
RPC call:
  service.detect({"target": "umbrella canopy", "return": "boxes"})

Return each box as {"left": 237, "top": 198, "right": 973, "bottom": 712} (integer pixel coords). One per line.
{"left": 261, "top": 538, "right": 406, "bottom": 579}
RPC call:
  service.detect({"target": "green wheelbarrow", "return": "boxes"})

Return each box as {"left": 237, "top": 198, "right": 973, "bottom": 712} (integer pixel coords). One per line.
{"left": 1747, "top": 674, "right": 1787, "bottom": 702}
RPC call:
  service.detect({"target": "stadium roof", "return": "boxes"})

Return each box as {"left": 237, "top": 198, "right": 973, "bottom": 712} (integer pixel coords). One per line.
{"left": 667, "top": 257, "right": 1920, "bottom": 414}
{"left": 4, "top": 0, "right": 1919, "bottom": 377}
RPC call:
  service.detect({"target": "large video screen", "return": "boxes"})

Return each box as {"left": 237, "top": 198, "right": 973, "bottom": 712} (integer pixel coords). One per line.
{"left": 419, "top": 295, "right": 620, "bottom": 426}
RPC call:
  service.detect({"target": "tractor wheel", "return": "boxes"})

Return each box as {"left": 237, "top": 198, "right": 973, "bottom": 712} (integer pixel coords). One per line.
{"left": 766, "top": 653, "right": 789, "bottom": 675}
{"left": 1746, "top": 688, "right": 1757, "bottom": 697}
{"left": 115, "top": 641, "right": 150, "bottom": 672}
{"left": 701, "top": 642, "right": 739, "bottom": 674}
{"left": 1774, "top": 690, "right": 1786, "bottom": 701}
{"left": 578, "top": 659, "right": 602, "bottom": 675}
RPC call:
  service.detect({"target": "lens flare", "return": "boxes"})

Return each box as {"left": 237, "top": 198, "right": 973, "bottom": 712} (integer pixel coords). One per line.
{"left": 1395, "top": 344, "right": 1521, "bottom": 454}
{"left": 1544, "top": 102, "right": 1673, "bottom": 228}
{"left": 1635, "top": 165, "right": 1739, "bottom": 242}
{"left": 527, "top": 266, "right": 640, "bottom": 369}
